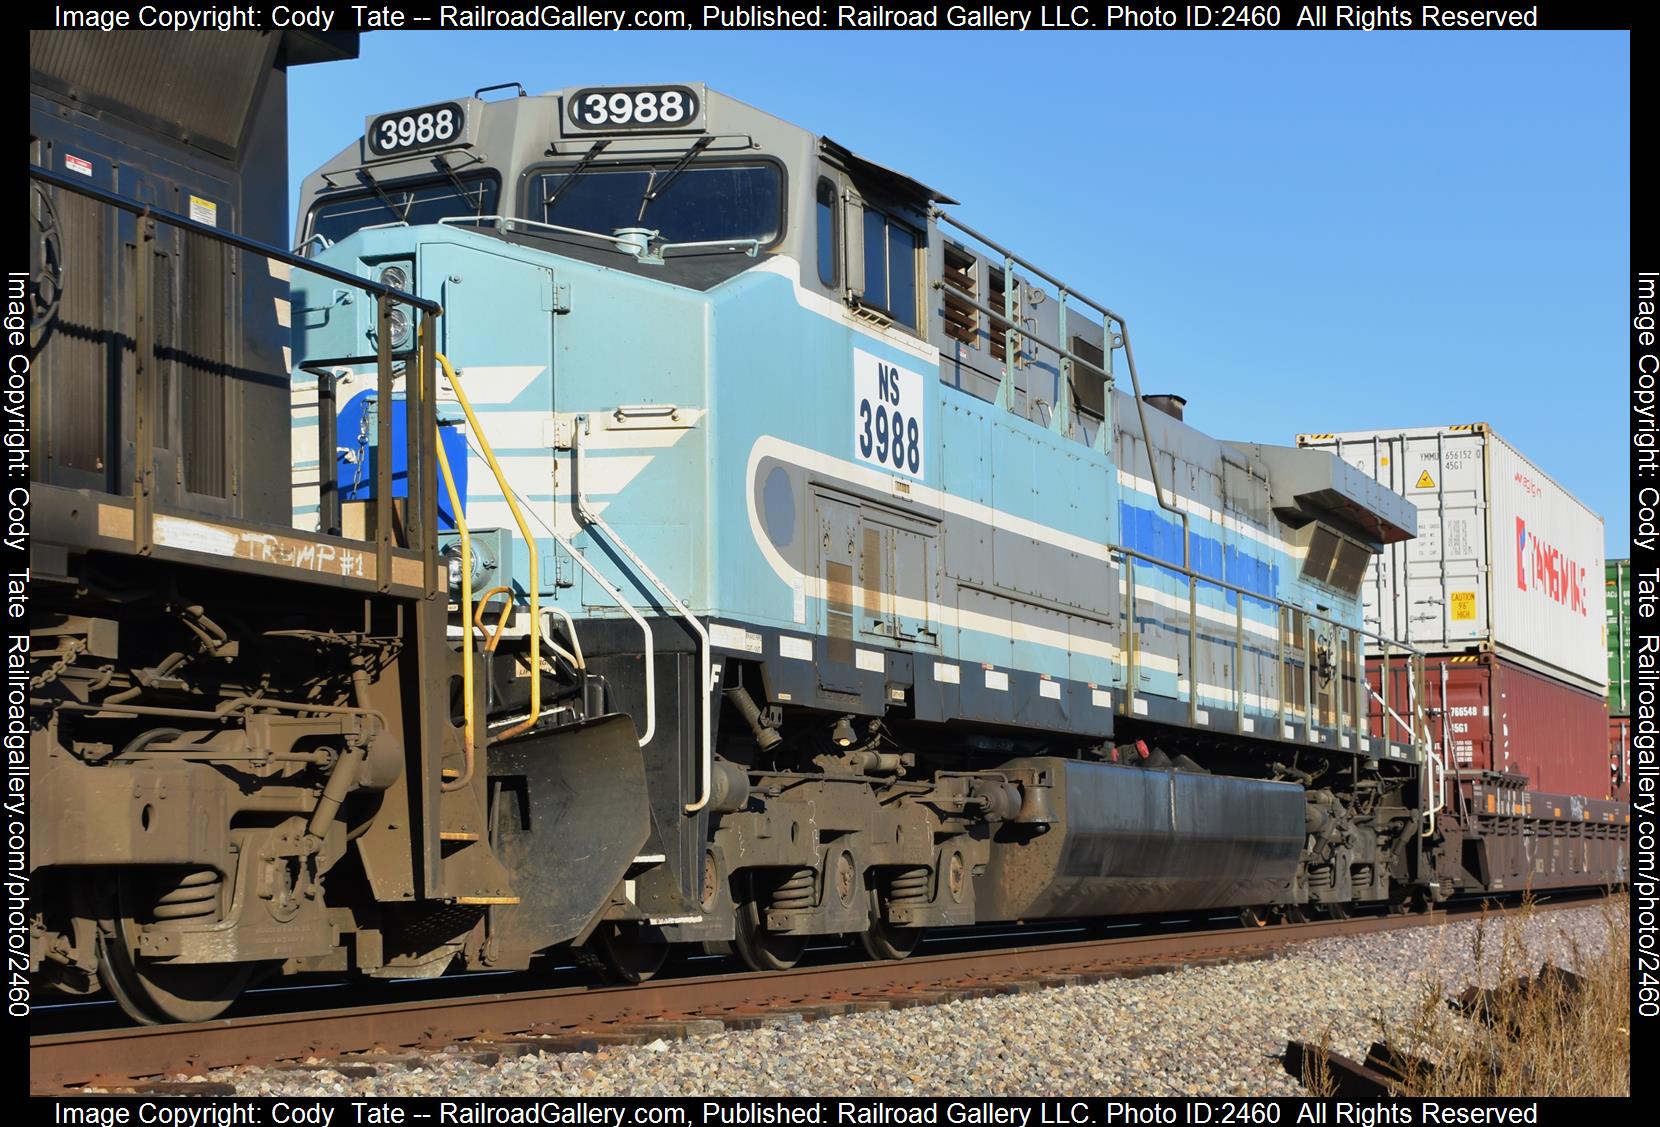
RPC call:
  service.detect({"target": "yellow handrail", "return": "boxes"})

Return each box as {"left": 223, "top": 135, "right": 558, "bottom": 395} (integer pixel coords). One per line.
{"left": 434, "top": 431, "right": 475, "bottom": 792}
{"left": 435, "top": 351, "right": 542, "bottom": 742}
{"left": 474, "top": 585, "right": 515, "bottom": 654}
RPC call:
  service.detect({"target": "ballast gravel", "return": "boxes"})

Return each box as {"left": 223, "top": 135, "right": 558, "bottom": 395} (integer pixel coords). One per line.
{"left": 184, "top": 903, "right": 1621, "bottom": 1097}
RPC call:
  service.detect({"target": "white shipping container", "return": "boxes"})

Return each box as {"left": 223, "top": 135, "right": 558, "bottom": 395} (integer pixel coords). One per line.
{"left": 1296, "top": 424, "right": 1606, "bottom": 693}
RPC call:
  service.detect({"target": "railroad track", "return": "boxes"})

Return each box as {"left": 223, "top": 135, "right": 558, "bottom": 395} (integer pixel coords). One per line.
{"left": 30, "top": 895, "right": 1603, "bottom": 1094}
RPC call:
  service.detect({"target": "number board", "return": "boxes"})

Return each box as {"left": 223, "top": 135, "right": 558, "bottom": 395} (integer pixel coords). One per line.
{"left": 853, "top": 349, "right": 925, "bottom": 479}
{"left": 365, "top": 102, "right": 468, "bottom": 158}
{"left": 566, "top": 86, "right": 704, "bottom": 132}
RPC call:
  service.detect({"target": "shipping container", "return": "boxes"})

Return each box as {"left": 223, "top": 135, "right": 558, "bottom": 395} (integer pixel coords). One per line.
{"left": 1298, "top": 424, "right": 1605, "bottom": 694}
{"left": 1609, "top": 714, "right": 1630, "bottom": 803}
{"left": 1608, "top": 558, "right": 1630, "bottom": 715}
{"left": 1370, "top": 652, "right": 1613, "bottom": 800}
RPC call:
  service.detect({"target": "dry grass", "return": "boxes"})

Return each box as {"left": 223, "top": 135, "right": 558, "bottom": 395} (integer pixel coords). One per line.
{"left": 1382, "top": 895, "right": 1629, "bottom": 1097}
{"left": 1295, "top": 1025, "right": 1339, "bottom": 1097}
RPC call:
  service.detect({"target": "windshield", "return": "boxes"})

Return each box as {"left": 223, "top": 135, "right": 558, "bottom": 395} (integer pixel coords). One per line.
{"left": 529, "top": 163, "right": 781, "bottom": 245}
{"left": 307, "top": 174, "right": 500, "bottom": 247}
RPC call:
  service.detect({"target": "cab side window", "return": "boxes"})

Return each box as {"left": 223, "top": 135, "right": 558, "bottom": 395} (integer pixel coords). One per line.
{"left": 816, "top": 179, "right": 838, "bottom": 288}
{"left": 861, "top": 206, "right": 919, "bottom": 330}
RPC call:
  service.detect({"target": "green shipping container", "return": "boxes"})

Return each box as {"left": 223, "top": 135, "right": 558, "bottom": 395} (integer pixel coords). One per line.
{"left": 1608, "top": 558, "right": 1630, "bottom": 715}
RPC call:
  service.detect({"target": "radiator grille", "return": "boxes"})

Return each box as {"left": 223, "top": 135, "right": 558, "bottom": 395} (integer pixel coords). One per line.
{"left": 179, "top": 232, "right": 228, "bottom": 497}
{"left": 45, "top": 189, "right": 109, "bottom": 476}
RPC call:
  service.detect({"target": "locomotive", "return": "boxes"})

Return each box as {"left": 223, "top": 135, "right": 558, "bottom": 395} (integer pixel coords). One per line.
{"left": 28, "top": 39, "right": 1628, "bottom": 1025}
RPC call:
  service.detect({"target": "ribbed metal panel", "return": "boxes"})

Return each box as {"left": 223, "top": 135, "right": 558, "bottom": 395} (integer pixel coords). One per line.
{"left": 46, "top": 189, "right": 108, "bottom": 475}
{"left": 29, "top": 31, "right": 268, "bottom": 152}
{"left": 180, "top": 233, "right": 228, "bottom": 497}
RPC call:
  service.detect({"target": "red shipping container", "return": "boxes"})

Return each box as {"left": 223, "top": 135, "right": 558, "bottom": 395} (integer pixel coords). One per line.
{"left": 1369, "top": 653, "right": 1613, "bottom": 800}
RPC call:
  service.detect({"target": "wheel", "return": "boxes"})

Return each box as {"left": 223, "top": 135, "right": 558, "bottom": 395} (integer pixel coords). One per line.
{"left": 855, "top": 888, "right": 921, "bottom": 960}
{"left": 1277, "top": 904, "right": 1309, "bottom": 924}
{"left": 1238, "top": 906, "right": 1271, "bottom": 929}
{"left": 587, "top": 922, "right": 669, "bottom": 984}
{"left": 96, "top": 870, "right": 259, "bottom": 1025}
{"left": 1321, "top": 901, "right": 1352, "bottom": 921}
{"left": 731, "top": 876, "right": 808, "bottom": 972}
{"left": 97, "top": 915, "right": 254, "bottom": 1025}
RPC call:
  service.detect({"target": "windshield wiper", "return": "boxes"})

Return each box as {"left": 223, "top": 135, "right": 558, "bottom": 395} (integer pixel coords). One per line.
{"left": 432, "top": 154, "right": 484, "bottom": 218}
{"left": 543, "top": 139, "right": 612, "bottom": 211}
{"left": 635, "top": 136, "right": 715, "bottom": 224}
{"left": 355, "top": 167, "right": 408, "bottom": 226}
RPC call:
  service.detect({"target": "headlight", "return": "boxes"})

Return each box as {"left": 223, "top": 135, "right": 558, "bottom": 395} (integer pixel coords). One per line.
{"left": 387, "top": 304, "right": 410, "bottom": 349}
{"left": 442, "top": 544, "right": 465, "bottom": 597}
{"left": 378, "top": 265, "right": 412, "bottom": 349}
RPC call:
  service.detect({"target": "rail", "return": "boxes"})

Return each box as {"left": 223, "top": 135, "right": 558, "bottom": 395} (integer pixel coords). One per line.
{"left": 34, "top": 896, "right": 1608, "bottom": 1093}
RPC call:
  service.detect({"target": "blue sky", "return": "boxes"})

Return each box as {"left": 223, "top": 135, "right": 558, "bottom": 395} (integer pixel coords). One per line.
{"left": 289, "top": 31, "right": 1631, "bottom": 554}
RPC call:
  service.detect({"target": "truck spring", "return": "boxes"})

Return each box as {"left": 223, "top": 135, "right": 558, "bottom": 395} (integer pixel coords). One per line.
{"left": 888, "top": 866, "right": 930, "bottom": 905}
{"left": 152, "top": 869, "right": 222, "bottom": 921}
{"left": 1306, "top": 863, "right": 1337, "bottom": 891}
{"left": 770, "top": 868, "right": 816, "bottom": 911}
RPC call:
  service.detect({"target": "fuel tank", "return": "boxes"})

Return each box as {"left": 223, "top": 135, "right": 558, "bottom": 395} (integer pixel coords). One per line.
{"left": 975, "top": 757, "right": 1304, "bottom": 920}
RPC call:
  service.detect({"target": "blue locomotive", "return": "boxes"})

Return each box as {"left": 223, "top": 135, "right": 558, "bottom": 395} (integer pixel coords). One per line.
{"left": 289, "top": 82, "right": 1433, "bottom": 978}
{"left": 36, "top": 55, "right": 1620, "bottom": 1025}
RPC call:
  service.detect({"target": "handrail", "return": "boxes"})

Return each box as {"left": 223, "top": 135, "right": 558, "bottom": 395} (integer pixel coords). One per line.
{"left": 440, "top": 212, "right": 621, "bottom": 244}
{"left": 439, "top": 214, "right": 758, "bottom": 265}
{"left": 660, "top": 236, "right": 760, "bottom": 257}
{"left": 1425, "top": 663, "right": 1448, "bottom": 835}
{"left": 538, "top": 528, "right": 658, "bottom": 748}
{"left": 572, "top": 419, "right": 712, "bottom": 814}
{"left": 434, "top": 353, "right": 541, "bottom": 742}
{"left": 474, "top": 585, "right": 515, "bottom": 654}
{"left": 431, "top": 355, "right": 655, "bottom": 748}
{"left": 1364, "top": 681, "right": 1417, "bottom": 746}
{"left": 540, "top": 606, "right": 587, "bottom": 672}
{"left": 440, "top": 213, "right": 655, "bottom": 261}
{"left": 932, "top": 284, "right": 1112, "bottom": 387}
{"left": 929, "top": 210, "right": 1439, "bottom": 780}
{"left": 1112, "top": 542, "right": 1431, "bottom": 768}
{"left": 29, "top": 166, "right": 441, "bottom": 314}
{"left": 293, "top": 232, "right": 334, "bottom": 256}
{"left": 434, "top": 431, "right": 477, "bottom": 792}
{"left": 1109, "top": 543, "right": 1417, "bottom": 653}
{"left": 33, "top": 163, "right": 445, "bottom": 593}
{"left": 934, "top": 206, "right": 1194, "bottom": 679}
{"left": 942, "top": 200, "right": 1434, "bottom": 776}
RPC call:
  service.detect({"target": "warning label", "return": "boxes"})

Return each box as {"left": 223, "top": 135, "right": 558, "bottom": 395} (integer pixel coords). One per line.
{"left": 188, "top": 196, "right": 218, "bottom": 227}
{"left": 1416, "top": 470, "right": 1437, "bottom": 489}
{"left": 1450, "top": 591, "right": 1477, "bottom": 621}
